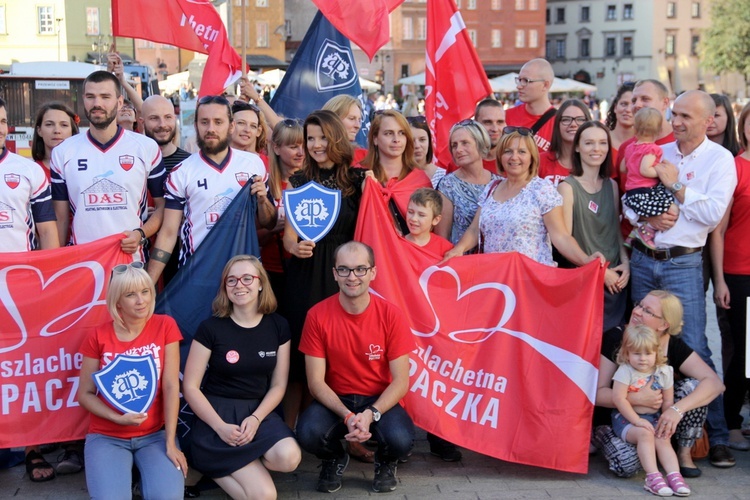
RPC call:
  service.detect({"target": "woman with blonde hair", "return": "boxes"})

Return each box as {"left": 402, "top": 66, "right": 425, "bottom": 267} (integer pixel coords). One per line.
{"left": 323, "top": 94, "right": 367, "bottom": 163}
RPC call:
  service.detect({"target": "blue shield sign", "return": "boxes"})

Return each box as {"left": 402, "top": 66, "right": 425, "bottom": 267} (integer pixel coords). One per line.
{"left": 92, "top": 354, "right": 158, "bottom": 414}
{"left": 284, "top": 181, "right": 341, "bottom": 243}
{"left": 315, "top": 38, "right": 358, "bottom": 92}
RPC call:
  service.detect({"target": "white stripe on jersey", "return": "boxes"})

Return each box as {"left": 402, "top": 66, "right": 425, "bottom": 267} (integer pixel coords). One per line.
{"left": 164, "top": 148, "right": 265, "bottom": 264}
{"left": 50, "top": 128, "right": 164, "bottom": 244}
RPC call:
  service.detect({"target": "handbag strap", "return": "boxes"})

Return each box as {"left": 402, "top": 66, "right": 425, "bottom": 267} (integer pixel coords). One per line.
{"left": 531, "top": 107, "right": 557, "bottom": 134}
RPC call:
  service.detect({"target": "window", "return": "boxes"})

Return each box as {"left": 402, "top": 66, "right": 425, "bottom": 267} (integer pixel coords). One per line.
{"left": 256, "top": 0, "right": 268, "bottom": 6}
{"left": 516, "top": 0, "right": 525, "bottom": 10}
{"left": 545, "top": 39, "right": 552, "bottom": 60}
{"left": 667, "top": 2, "right": 676, "bottom": 18}
{"left": 492, "top": 0, "right": 502, "bottom": 10}
{"left": 556, "top": 39, "right": 566, "bottom": 59}
{"left": 86, "top": 7, "right": 99, "bottom": 36}
{"left": 455, "top": 0, "right": 461, "bottom": 8}
{"left": 580, "top": 38, "right": 590, "bottom": 58}
{"left": 556, "top": 7, "right": 565, "bottom": 23}
{"left": 256, "top": 21, "right": 268, "bottom": 47}
{"left": 468, "top": 29, "right": 477, "bottom": 47}
{"left": 666, "top": 34, "right": 676, "bottom": 55}
{"left": 581, "top": 6, "right": 590, "bottom": 22}
{"left": 233, "top": 20, "right": 249, "bottom": 47}
{"left": 691, "top": 34, "right": 700, "bottom": 56}
{"left": 491, "top": 29, "right": 502, "bottom": 48}
{"left": 606, "top": 5, "right": 616, "bottom": 20}
{"left": 403, "top": 17, "right": 413, "bottom": 40}
{"left": 546, "top": 8, "right": 550, "bottom": 24}
{"left": 692, "top": 2, "right": 700, "bottom": 18}
{"left": 529, "top": 0, "right": 539, "bottom": 10}
{"left": 623, "top": 4, "right": 633, "bottom": 19}
{"left": 0, "top": 5, "right": 5, "bottom": 34}
{"left": 515, "top": 29, "right": 525, "bottom": 48}
{"left": 417, "top": 17, "right": 427, "bottom": 40}
{"left": 284, "top": 19, "right": 292, "bottom": 38}
{"left": 529, "top": 29, "right": 538, "bottom": 48}
{"left": 623, "top": 36, "right": 633, "bottom": 56}
{"left": 468, "top": 0, "right": 476, "bottom": 10}
{"left": 38, "top": 6, "right": 54, "bottom": 34}
{"left": 606, "top": 37, "right": 616, "bottom": 56}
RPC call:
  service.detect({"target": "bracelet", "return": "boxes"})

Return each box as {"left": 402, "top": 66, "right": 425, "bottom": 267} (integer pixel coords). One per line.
{"left": 250, "top": 414, "right": 260, "bottom": 423}
{"left": 669, "top": 405, "right": 683, "bottom": 417}
{"left": 150, "top": 248, "right": 172, "bottom": 264}
{"left": 343, "top": 411, "right": 355, "bottom": 425}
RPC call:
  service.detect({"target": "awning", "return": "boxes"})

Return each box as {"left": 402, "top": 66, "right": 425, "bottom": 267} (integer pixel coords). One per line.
{"left": 245, "top": 55, "right": 289, "bottom": 70}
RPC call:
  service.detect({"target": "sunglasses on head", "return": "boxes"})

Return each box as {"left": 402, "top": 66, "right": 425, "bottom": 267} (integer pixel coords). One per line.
{"left": 407, "top": 115, "right": 427, "bottom": 125}
{"left": 502, "top": 126, "right": 534, "bottom": 136}
{"left": 281, "top": 118, "right": 301, "bottom": 127}
{"left": 112, "top": 261, "right": 145, "bottom": 275}
{"left": 198, "top": 95, "right": 231, "bottom": 106}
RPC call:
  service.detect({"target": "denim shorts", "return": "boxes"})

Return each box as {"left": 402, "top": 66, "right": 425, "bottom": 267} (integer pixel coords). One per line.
{"left": 611, "top": 410, "right": 660, "bottom": 441}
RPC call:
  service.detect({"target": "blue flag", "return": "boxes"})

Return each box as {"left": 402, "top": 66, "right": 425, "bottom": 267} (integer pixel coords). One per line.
{"left": 155, "top": 184, "right": 260, "bottom": 367}
{"left": 271, "top": 10, "right": 370, "bottom": 147}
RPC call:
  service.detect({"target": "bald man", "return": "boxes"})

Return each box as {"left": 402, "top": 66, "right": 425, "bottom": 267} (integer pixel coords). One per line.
{"left": 626, "top": 90, "right": 737, "bottom": 469}
{"left": 505, "top": 58, "right": 556, "bottom": 151}
{"left": 139, "top": 95, "right": 190, "bottom": 173}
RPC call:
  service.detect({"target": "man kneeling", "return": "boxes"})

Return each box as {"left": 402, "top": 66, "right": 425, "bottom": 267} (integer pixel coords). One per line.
{"left": 297, "top": 241, "right": 415, "bottom": 493}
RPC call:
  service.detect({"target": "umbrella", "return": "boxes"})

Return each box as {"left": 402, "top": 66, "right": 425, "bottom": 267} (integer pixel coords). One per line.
{"left": 359, "top": 76, "right": 381, "bottom": 91}
{"left": 488, "top": 72, "right": 519, "bottom": 93}
{"left": 398, "top": 72, "right": 426, "bottom": 85}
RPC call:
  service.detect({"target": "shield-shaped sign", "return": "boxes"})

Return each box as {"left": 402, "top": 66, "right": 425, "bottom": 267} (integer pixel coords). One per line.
{"left": 236, "top": 172, "right": 250, "bottom": 186}
{"left": 284, "top": 181, "right": 341, "bottom": 243}
{"left": 92, "top": 354, "right": 157, "bottom": 414}
{"left": 315, "top": 38, "right": 358, "bottom": 92}
{"left": 119, "top": 155, "right": 135, "bottom": 171}
{"left": 4, "top": 174, "right": 20, "bottom": 189}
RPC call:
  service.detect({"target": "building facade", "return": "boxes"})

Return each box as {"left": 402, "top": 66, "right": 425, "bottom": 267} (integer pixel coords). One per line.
{"left": 228, "top": 0, "right": 287, "bottom": 70}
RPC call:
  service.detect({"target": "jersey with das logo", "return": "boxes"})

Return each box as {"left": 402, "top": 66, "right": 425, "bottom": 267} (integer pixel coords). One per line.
{"left": 0, "top": 148, "right": 55, "bottom": 252}
{"left": 164, "top": 148, "right": 266, "bottom": 264}
{"left": 49, "top": 127, "right": 165, "bottom": 244}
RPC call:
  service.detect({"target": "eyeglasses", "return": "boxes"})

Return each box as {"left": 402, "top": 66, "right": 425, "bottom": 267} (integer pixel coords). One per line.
{"left": 334, "top": 266, "right": 372, "bottom": 277}
{"left": 560, "top": 116, "right": 587, "bottom": 127}
{"left": 515, "top": 77, "right": 546, "bottom": 87}
{"left": 225, "top": 274, "right": 260, "bottom": 287}
{"left": 633, "top": 301, "right": 664, "bottom": 320}
{"left": 502, "top": 126, "right": 533, "bottom": 137}
{"left": 407, "top": 115, "right": 427, "bottom": 125}
{"left": 113, "top": 262, "right": 145, "bottom": 274}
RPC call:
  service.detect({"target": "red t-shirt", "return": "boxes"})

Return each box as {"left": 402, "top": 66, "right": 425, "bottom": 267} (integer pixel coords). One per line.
{"left": 300, "top": 294, "right": 415, "bottom": 396}
{"left": 505, "top": 104, "right": 555, "bottom": 152}
{"left": 724, "top": 156, "right": 750, "bottom": 274}
{"left": 538, "top": 151, "right": 570, "bottom": 187}
{"left": 353, "top": 147, "right": 368, "bottom": 165}
{"left": 415, "top": 233, "right": 454, "bottom": 257}
{"left": 79, "top": 314, "right": 183, "bottom": 438}
{"left": 260, "top": 180, "right": 290, "bottom": 273}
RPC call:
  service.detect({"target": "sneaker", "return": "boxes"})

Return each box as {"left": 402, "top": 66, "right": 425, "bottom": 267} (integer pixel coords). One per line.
{"left": 665, "top": 472, "right": 691, "bottom": 497}
{"left": 372, "top": 461, "right": 398, "bottom": 493}
{"left": 56, "top": 449, "right": 83, "bottom": 475}
{"left": 644, "top": 472, "right": 673, "bottom": 497}
{"left": 709, "top": 444, "right": 736, "bottom": 468}
{"left": 316, "top": 454, "right": 349, "bottom": 493}
{"left": 430, "top": 441, "right": 463, "bottom": 462}
{"left": 728, "top": 429, "right": 750, "bottom": 451}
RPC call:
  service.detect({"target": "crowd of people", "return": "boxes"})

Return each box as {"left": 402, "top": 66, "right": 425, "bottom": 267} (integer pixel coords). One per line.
{"left": 1, "top": 54, "right": 749, "bottom": 498}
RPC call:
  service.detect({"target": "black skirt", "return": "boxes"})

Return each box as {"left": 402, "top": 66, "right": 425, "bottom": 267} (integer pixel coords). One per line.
{"left": 624, "top": 184, "right": 674, "bottom": 217}
{"left": 191, "top": 394, "right": 295, "bottom": 477}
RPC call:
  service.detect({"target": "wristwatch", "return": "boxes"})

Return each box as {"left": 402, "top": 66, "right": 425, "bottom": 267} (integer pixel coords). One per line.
{"left": 134, "top": 228, "right": 148, "bottom": 246}
{"left": 669, "top": 182, "right": 684, "bottom": 194}
{"left": 366, "top": 405, "right": 381, "bottom": 422}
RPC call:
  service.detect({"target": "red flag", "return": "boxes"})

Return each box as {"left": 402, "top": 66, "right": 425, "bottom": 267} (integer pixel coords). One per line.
{"left": 312, "top": 0, "right": 404, "bottom": 60}
{"left": 112, "top": 0, "right": 242, "bottom": 97}
{"left": 425, "top": 0, "right": 493, "bottom": 169}
{"left": 355, "top": 179, "right": 604, "bottom": 473}
{"left": 0, "top": 236, "right": 131, "bottom": 447}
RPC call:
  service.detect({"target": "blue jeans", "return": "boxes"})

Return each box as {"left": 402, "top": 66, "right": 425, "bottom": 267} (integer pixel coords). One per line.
{"left": 296, "top": 395, "right": 415, "bottom": 463}
{"left": 84, "top": 430, "right": 184, "bottom": 500}
{"left": 631, "top": 249, "right": 729, "bottom": 446}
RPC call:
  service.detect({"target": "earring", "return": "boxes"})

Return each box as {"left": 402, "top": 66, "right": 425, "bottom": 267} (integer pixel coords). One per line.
{"left": 259, "top": 287, "right": 262, "bottom": 291}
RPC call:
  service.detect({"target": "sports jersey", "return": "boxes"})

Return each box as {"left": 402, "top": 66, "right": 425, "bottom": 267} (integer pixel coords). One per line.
{"left": 0, "top": 148, "right": 55, "bottom": 252}
{"left": 164, "top": 147, "right": 266, "bottom": 264}
{"left": 505, "top": 104, "right": 555, "bottom": 152}
{"left": 50, "top": 127, "right": 165, "bottom": 245}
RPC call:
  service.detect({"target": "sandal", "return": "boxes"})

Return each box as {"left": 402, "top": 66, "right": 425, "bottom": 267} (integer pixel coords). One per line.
{"left": 666, "top": 472, "right": 691, "bottom": 496}
{"left": 25, "top": 450, "right": 56, "bottom": 483}
{"left": 644, "top": 472, "right": 672, "bottom": 497}
{"left": 347, "top": 441, "right": 375, "bottom": 463}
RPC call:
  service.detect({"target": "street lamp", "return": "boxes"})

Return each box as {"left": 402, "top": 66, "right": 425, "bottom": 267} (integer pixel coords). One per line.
{"left": 374, "top": 53, "right": 391, "bottom": 88}
{"left": 91, "top": 35, "right": 110, "bottom": 65}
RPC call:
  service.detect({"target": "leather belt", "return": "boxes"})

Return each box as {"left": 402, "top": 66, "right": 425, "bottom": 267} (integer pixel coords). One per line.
{"left": 633, "top": 239, "right": 702, "bottom": 261}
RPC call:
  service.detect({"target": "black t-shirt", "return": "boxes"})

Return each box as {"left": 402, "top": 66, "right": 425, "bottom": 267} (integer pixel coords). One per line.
{"left": 194, "top": 314, "right": 291, "bottom": 399}
{"left": 601, "top": 325, "right": 694, "bottom": 381}
{"left": 163, "top": 147, "right": 191, "bottom": 174}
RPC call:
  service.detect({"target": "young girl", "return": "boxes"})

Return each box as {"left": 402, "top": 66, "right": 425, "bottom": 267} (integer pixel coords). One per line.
{"left": 612, "top": 324, "right": 690, "bottom": 497}
{"left": 621, "top": 108, "right": 679, "bottom": 248}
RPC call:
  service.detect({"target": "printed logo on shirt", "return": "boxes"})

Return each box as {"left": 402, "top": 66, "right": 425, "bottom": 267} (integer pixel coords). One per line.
{"left": 119, "top": 155, "right": 135, "bottom": 171}
{"left": 257, "top": 350, "right": 277, "bottom": 358}
{"left": 4, "top": 174, "right": 20, "bottom": 189}
{"left": 686, "top": 171, "right": 695, "bottom": 181}
{"left": 0, "top": 201, "right": 15, "bottom": 226}
{"left": 204, "top": 193, "right": 234, "bottom": 228}
{"left": 235, "top": 172, "right": 250, "bottom": 187}
{"left": 588, "top": 200, "right": 599, "bottom": 214}
{"left": 226, "top": 350, "right": 240, "bottom": 364}
{"left": 82, "top": 173, "right": 128, "bottom": 211}
{"left": 366, "top": 344, "right": 384, "bottom": 361}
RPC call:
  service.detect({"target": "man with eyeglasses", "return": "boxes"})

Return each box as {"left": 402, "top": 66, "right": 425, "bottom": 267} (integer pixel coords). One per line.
{"left": 147, "top": 95, "right": 276, "bottom": 284}
{"left": 505, "top": 58, "right": 556, "bottom": 152}
{"left": 296, "top": 241, "right": 415, "bottom": 494}
{"left": 50, "top": 70, "right": 166, "bottom": 258}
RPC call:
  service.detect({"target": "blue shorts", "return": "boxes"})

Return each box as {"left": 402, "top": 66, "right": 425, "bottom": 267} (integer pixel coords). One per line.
{"left": 612, "top": 410, "right": 660, "bottom": 441}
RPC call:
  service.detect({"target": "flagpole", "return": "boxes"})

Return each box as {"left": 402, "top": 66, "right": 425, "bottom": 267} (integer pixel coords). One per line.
{"left": 241, "top": 0, "right": 247, "bottom": 78}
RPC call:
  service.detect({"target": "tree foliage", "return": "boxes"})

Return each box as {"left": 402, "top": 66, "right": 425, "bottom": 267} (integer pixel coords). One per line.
{"left": 701, "top": 0, "right": 750, "bottom": 74}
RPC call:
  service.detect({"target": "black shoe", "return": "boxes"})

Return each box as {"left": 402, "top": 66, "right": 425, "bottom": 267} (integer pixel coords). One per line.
{"left": 709, "top": 444, "right": 736, "bottom": 468}
{"left": 316, "top": 454, "right": 349, "bottom": 493}
{"left": 679, "top": 465, "right": 702, "bottom": 478}
{"left": 372, "top": 461, "right": 398, "bottom": 493}
{"left": 430, "top": 442, "right": 463, "bottom": 462}
{"left": 56, "top": 449, "right": 84, "bottom": 475}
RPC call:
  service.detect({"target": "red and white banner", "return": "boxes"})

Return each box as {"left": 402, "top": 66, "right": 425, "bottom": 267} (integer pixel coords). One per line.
{"left": 355, "top": 179, "right": 605, "bottom": 473}
{"left": 425, "top": 0, "right": 493, "bottom": 169}
{"left": 312, "top": 0, "right": 404, "bottom": 60}
{"left": 112, "top": 0, "right": 242, "bottom": 97}
{"left": 0, "top": 236, "right": 130, "bottom": 447}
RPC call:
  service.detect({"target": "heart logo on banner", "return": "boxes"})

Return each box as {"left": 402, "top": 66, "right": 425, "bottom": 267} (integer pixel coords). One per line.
{"left": 0, "top": 262, "right": 108, "bottom": 354}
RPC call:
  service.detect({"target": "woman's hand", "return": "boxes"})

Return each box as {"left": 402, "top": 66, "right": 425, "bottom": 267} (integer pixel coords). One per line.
{"left": 627, "top": 385, "right": 662, "bottom": 410}
{"left": 214, "top": 421, "right": 243, "bottom": 447}
{"left": 613, "top": 261, "right": 630, "bottom": 289}
{"left": 604, "top": 269, "right": 622, "bottom": 294}
{"left": 237, "top": 415, "right": 261, "bottom": 446}
{"left": 635, "top": 417, "right": 655, "bottom": 433}
{"left": 291, "top": 239, "right": 315, "bottom": 259}
{"left": 238, "top": 77, "right": 261, "bottom": 103}
{"left": 655, "top": 408, "right": 682, "bottom": 439}
{"left": 166, "top": 444, "right": 188, "bottom": 478}
{"left": 586, "top": 251, "right": 606, "bottom": 267}
{"left": 116, "top": 412, "right": 148, "bottom": 426}
{"left": 714, "top": 280, "right": 731, "bottom": 309}
{"left": 440, "top": 247, "right": 463, "bottom": 264}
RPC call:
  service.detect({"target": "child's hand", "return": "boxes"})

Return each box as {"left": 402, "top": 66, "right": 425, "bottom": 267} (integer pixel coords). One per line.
{"left": 635, "top": 417, "right": 655, "bottom": 433}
